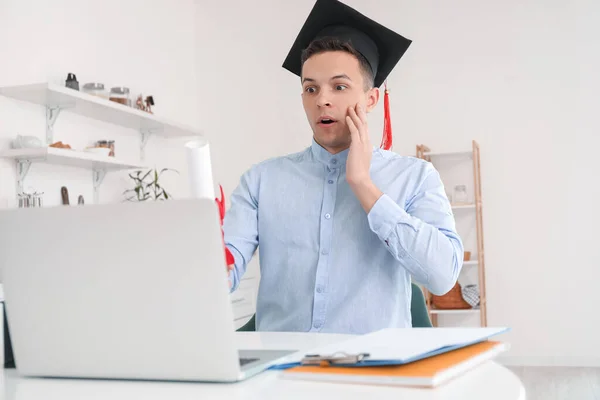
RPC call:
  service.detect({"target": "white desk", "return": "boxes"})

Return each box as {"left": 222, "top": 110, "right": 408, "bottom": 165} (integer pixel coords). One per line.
{"left": 1, "top": 332, "right": 525, "bottom": 400}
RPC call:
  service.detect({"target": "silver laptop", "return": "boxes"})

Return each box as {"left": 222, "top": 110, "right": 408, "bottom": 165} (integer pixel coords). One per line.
{"left": 0, "top": 198, "right": 293, "bottom": 382}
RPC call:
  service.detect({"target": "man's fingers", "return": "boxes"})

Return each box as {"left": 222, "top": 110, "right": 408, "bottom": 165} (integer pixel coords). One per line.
{"left": 349, "top": 105, "right": 367, "bottom": 142}
{"left": 348, "top": 106, "right": 364, "bottom": 142}
{"left": 346, "top": 115, "right": 360, "bottom": 143}
{"left": 356, "top": 103, "right": 368, "bottom": 125}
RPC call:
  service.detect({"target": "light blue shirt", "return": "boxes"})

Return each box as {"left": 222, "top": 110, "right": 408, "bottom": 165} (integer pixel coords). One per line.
{"left": 224, "top": 139, "right": 463, "bottom": 334}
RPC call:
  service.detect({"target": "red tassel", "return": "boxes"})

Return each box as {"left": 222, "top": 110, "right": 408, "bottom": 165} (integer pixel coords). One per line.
{"left": 215, "top": 184, "right": 235, "bottom": 266}
{"left": 380, "top": 80, "right": 392, "bottom": 151}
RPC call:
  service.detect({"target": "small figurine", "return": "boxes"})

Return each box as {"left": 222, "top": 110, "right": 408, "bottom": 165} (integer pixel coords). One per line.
{"left": 134, "top": 94, "right": 154, "bottom": 114}
{"left": 135, "top": 94, "right": 145, "bottom": 111}
{"left": 145, "top": 96, "right": 154, "bottom": 114}
{"left": 65, "top": 73, "right": 79, "bottom": 90}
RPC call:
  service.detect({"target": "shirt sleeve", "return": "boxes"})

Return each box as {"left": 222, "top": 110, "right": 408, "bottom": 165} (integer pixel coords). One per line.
{"left": 367, "top": 164, "right": 464, "bottom": 296}
{"left": 223, "top": 166, "right": 260, "bottom": 292}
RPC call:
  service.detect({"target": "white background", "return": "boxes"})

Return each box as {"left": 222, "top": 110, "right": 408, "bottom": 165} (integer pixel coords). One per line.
{"left": 1, "top": 0, "right": 598, "bottom": 366}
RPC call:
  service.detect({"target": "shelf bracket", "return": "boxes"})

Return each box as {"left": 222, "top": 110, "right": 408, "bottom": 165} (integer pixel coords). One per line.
{"left": 16, "top": 159, "right": 32, "bottom": 194}
{"left": 46, "top": 106, "right": 62, "bottom": 145}
{"left": 140, "top": 130, "right": 153, "bottom": 162}
{"left": 93, "top": 169, "right": 107, "bottom": 204}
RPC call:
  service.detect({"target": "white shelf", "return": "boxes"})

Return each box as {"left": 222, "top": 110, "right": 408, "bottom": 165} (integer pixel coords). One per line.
{"left": 463, "top": 260, "right": 478, "bottom": 266}
{"left": 0, "top": 82, "right": 202, "bottom": 138}
{"left": 423, "top": 150, "right": 472, "bottom": 157}
{"left": 430, "top": 309, "right": 480, "bottom": 315}
{"left": 1, "top": 147, "right": 146, "bottom": 171}
{"left": 451, "top": 203, "right": 476, "bottom": 209}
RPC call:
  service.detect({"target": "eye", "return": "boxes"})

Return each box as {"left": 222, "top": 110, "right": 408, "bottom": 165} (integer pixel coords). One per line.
{"left": 335, "top": 85, "right": 348, "bottom": 91}
{"left": 305, "top": 86, "right": 317, "bottom": 93}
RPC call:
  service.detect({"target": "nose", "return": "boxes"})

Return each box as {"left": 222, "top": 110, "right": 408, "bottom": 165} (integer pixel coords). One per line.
{"left": 316, "top": 92, "right": 332, "bottom": 108}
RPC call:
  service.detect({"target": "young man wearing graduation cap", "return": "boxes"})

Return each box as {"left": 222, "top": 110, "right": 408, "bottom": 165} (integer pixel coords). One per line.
{"left": 223, "top": 0, "right": 463, "bottom": 334}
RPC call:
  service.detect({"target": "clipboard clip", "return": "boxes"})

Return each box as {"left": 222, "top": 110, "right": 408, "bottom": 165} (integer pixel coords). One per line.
{"left": 301, "top": 352, "right": 370, "bottom": 366}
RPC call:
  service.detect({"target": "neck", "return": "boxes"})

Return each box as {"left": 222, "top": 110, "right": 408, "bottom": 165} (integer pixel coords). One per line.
{"left": 314, "top": 137, "right": 350, "bottom": 155}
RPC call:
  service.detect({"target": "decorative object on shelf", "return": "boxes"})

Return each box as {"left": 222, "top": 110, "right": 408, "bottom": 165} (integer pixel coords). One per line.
{"left": 18, "top": 191, "right": 43, "bottom": 208}
{"left": 11, "top": 135, "right": 43, "bottom": 149}
{"left": 109, "top": 86, "right": 131, "bottom": 106}
{"left": 134, "top": 94, "right": 155, "bottom": 114}
{"left": 431, "top": 282, "right": 472, "bottom": 310}
{"left": 49, "top": 141, "right": 72, "bottom": 149}
{"left": 78, "top": 195, "right": 85, "bottom": 205}
{"left": 82, "top": 82, "right": 109, "bottom": 99}
{"left": 461, "top": 284, "right": 480, "bottom": 308}
{"left": 453, "top": 184, "right": 468, "bottom": 204}
{"left": 145, "top": 96, "right": 154, "bottom": 113}
{"left": 65, "top": 73, "right": 79, "bottom": 90}
{"left": 61, "top": 186, "right": 70, "bottom": 205}
{"left": 123, "top": 168, "right": 178, "bottom": 202}
{"left": 463, "top": 251, "right": 471, "bottom": 261}
{"left": 89, "top": 140, "right": 115, "bottom": 157}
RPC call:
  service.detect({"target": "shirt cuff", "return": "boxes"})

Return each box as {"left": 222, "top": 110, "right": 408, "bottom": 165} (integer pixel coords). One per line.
{"left": 367, "top": 194, "right": 408, "bottom": 242}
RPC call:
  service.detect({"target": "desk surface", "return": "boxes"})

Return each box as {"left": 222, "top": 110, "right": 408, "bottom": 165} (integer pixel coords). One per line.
{"left": 1, "top": 332, "right": 525, "bottom": 400}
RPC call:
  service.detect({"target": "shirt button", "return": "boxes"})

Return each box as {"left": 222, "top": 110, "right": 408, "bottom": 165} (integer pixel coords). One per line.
{"left": 331, "top": 159, "right": 338, "bottom": 164}
{"left": 328, "top": 180, "right": 334, "bottom": 184}
{"left": 314, "top": 322, "right": 321, "bottom": 329}
{"left": 321, "top": 249, "right": 329, "bottom": 255}
{"left": 324, "top": 213, "right": 331, "bottom": 219}
{"left": 316, "top": 287, "right": 323, "bottom": 293}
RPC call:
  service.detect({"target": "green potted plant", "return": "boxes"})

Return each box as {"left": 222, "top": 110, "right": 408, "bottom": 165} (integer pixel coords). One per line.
{"left": 123, "top": 168, "right": 178, "bottom": 202}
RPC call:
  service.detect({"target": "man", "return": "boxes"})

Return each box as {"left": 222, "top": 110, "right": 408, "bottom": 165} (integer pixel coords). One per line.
{"left": 223, "top": 0, "right": 463, "bottom": 334}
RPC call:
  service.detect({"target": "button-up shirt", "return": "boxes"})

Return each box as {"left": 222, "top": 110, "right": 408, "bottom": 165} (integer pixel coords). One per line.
{"left": 224, "top": 139, "right": 463, "bottom": 334}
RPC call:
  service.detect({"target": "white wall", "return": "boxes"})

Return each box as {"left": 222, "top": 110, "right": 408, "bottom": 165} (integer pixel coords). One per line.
{"left": 196, "top": 0, "right": 600, "bottom": 365}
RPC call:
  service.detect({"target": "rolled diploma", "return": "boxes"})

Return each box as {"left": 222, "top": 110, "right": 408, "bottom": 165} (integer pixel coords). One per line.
{"left": 185, "top": 138, "right": 215, "bottom": 199}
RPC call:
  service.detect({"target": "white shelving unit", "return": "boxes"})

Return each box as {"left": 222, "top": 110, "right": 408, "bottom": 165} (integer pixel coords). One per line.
{"left": 416, "top": 141, "right": 488, "bottom": 327}
{"left": 0, "top": 82, "right": 203, "bottom": 204}
{"left": 0, "top": 83, "right": 202, "bottom": 148}
{"left": 422, "top": 150, "right": 472, "bottom": 158}
{"left": 430, "top": 309, "right": 480, "bottom": 315}
{"left": 1, "top": 147, "right": 147, "bottom": 203}
{"left": 1, "top": 147, "right": 145, "bottom": 171}
{"left": 451, "top": 203, "right": 477, "bottom": 210}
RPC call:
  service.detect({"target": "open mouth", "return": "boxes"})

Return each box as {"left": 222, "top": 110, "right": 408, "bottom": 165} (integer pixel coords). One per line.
{"left": 318, "top": 117, "right": 337, "bottom": 125}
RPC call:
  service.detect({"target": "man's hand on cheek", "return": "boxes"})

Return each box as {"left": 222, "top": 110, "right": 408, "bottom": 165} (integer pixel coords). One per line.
{"left": 346, "top": 103, "right": 383, "bottom": 213}
{"left": 346, "top": 103, "right": 372, "bottom": 187}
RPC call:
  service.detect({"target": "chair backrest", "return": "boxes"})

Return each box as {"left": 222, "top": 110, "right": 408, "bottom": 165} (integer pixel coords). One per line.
{"left": 238, "top": 283, "right": 432, "bottom": 331}
{"left": 410, "top": 283, "right": 433, "bottom": 328}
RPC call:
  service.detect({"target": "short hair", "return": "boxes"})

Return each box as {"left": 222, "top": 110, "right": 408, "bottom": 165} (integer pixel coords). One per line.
{"left": 300, "top": 37, "right": 375, "bottom": 91}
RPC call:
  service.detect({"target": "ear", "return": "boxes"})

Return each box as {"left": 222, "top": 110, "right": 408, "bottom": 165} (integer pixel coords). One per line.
{"left": 365, "top": 87, "right": 380, "bottom": 113}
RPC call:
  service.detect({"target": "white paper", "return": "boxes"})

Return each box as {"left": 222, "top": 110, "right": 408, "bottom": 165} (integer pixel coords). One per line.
{"left": 280, "top": 327, "right": 508, "bottom": 364}
{"left": 185, "top": 138, "right": 215, "bottom": 199}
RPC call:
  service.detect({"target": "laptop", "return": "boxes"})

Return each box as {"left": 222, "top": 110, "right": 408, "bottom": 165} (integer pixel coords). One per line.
{"left": 0, "top": 198, "right": 294, "bottom": 382}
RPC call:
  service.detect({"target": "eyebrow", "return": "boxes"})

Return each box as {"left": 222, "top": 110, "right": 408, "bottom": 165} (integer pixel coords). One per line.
{"left": 332, "top": 74, "right": 352, "bottom": 81}
{"left": 302, "top": 74, "right": 352, "bottom": 84}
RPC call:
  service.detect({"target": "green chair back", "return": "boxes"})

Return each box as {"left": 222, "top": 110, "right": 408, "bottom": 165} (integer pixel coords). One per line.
{"left": 410, "top": 283, "right": 433, "bottom": 327}
{"left": 236, "top": 283, "right": 432, "bottom": 331}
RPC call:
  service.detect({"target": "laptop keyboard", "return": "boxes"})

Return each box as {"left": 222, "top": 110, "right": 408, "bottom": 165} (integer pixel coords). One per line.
{"left": 239, "top": 357, "right": 259, "bottom": 366}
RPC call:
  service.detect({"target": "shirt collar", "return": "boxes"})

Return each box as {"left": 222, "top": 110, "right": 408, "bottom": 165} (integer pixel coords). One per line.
{"left": 310, "top": 138, "right": 350, "bottom": 167}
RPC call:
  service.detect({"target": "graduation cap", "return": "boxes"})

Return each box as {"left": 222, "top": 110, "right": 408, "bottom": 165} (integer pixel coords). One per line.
{"left": 282, "top": 0, "right": 412, "bottom": 150}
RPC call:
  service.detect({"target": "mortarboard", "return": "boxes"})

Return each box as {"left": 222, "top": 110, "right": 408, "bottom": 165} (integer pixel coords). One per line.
{"left": 282, "top": 0, "right": 412, "bottom": 150}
